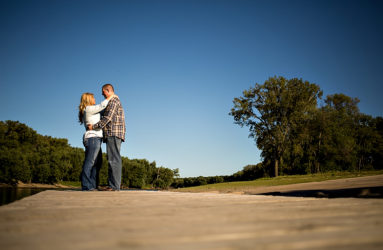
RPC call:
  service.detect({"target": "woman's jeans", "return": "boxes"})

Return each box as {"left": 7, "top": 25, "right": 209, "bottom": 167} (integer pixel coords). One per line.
{"left": 82, "top": 137, "right": 102, "bottom": 191}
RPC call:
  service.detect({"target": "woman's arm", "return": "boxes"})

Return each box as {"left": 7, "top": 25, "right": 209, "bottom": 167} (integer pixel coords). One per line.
{"left": 85, "top": 99, "right": 109, "bottom": 115}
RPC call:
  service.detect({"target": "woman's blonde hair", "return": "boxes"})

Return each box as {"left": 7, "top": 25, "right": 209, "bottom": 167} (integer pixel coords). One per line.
{"left": 78, "top": 93, "right": 95, "bottom": 124}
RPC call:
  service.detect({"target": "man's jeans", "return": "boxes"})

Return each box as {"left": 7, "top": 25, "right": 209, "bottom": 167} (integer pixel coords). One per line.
{"left": 82, "top": 137, "right": 102, "bottom": 191}
{"left": 106, "top": 136, "right": 122, "bottom": 190}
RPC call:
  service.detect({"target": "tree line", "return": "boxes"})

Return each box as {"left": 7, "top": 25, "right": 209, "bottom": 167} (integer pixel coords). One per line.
{"left": 172, "top": 76, "right": 383, "bottom": 188}
{"left": 230, "top": 76, "right": 383, "bottom": 177}
{"left": 0, "top": 120, "right": 177, "bottom": 189}
{"left": 171, "top": 163, "right": 270, "bottom": 188}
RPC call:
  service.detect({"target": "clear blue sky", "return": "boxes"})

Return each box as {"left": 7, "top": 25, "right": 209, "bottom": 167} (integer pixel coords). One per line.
{"left": 1, "top": 0, "right": 382, "bottom": 177}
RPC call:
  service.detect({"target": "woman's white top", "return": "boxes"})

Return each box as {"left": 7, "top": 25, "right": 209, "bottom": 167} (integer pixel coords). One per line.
{"left": 82, "top": 99, "right": 109, "bottom": 140}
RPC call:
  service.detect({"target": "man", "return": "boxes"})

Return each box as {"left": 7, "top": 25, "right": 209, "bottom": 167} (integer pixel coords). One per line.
{"left": 88, "top": 84, "right": 126, "bottom": 191}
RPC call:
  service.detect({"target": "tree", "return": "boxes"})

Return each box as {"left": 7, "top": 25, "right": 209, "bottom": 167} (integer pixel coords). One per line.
{"left": 0, "top": 120, "right": 176, "bottom": 188}
{"left": 230, "top": 76, "right": 322, "bottom": 177}
{"left": 230, "top": 163, "right": 268, "bottom": 181}
{"left": 320, "top": 94, "right": 360, "bottom": 171}
{"left": 372, "top": 117, "right": 383, "bottom": 169}
{"left": 355, "top": 114, "right": 375, "bottom": 170}
{"left": 153, "top": 167, "right": 176, "bottom": 189}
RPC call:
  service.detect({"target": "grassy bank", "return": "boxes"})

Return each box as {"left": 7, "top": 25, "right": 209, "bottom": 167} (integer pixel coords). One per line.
{"left": 175, "top": 170, "right": 383, "bottom": 193}
{"left": 0, "top": 181, "right": 81, "bottom": 189}
{"left": 58, "top": 181, "right": 81, "bottom": 188}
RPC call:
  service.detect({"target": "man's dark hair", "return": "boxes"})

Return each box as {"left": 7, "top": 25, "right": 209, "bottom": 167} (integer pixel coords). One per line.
{"left": 102, "top": 83, "right": 114, "bottom": 92}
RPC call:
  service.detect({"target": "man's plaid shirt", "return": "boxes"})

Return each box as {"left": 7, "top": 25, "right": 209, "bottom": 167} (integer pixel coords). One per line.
{"left": 93, "top": 96, "right": 126, "bottom": 141}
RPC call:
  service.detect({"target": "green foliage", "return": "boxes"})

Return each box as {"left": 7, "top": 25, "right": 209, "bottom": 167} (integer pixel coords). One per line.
{"left": 172, "top": 163, "right": 269, "bottom": 189}
{"left": 123, "top": 159, "right": 148, "bottom": 188}
{"left": 172, "top": 175, "right": 224, "bottom": 188}
{"left": 230, "top": 76, "right": 322, "bottom": 177}
{"left": 153, "top": 167, "right": 176, "bottom": 189}
{"left": 230, "top": 76, "right": 383, "bottom": 177}
{"left": 234, "top": 163, "right": 268, "bottom": 181}
{"left": 0, "top": 120, "right": 176, "bottom": 189}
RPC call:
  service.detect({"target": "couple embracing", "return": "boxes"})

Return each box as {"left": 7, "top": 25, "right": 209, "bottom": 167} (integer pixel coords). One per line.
{"left": 78, "top": 84, "right": 126, "bottom": 191}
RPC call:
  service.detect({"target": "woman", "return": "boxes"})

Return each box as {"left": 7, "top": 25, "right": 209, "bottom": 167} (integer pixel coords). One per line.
{"left": 78, "top": 93, "right": 114, "bottom": 191}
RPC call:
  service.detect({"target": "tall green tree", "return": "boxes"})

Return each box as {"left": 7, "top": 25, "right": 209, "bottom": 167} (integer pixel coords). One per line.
{"left": 371, "top": 117, "right": 383, "bottom": 169}
{"left": 354, "top": 114, "right": 383, "bottom": 171}
{"left": 230, "top": 76, "right": 322, "bottom": 176}
{"left": 320, "top": 94, "right": 360, "bottom": 171}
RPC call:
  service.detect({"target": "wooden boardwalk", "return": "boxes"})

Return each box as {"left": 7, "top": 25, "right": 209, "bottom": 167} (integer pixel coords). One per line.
{"left": 1, "top": 182, "right": 383, "bottom": 249}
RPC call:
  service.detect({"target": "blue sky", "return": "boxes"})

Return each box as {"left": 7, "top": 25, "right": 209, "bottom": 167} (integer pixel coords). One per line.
{"left": 1, "top": 0, "right": 382, "bottom": 177}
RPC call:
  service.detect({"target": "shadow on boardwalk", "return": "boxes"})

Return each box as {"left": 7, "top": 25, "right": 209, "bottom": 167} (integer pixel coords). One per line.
{"left": 242, "top": 174, "right": 383, "bottom": 199}
{"left": 258, "top": 186, "right": 383, "bottom": 198}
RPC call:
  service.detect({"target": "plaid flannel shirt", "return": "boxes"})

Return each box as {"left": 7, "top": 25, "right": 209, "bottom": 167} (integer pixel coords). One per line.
{"left": 93, "top": 96, "right": 126, "bottom": 141}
